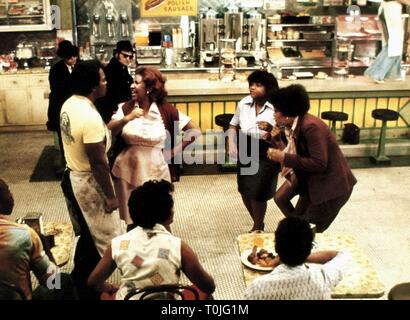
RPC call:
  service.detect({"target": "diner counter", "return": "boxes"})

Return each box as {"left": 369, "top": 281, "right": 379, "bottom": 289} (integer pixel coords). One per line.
{"left": 165, "top": 75, "right": 410, "bottom": 97}
{"left": 0, "top": 69, "right": 409, "bottom": 139}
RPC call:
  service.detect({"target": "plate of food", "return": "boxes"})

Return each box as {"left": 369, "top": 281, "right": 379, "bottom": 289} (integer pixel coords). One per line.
{"left": 240, "top": 246, "right": 276, "bottom": 271}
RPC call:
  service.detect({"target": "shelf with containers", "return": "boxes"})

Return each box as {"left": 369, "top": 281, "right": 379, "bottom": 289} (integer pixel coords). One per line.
{"left": 266, "top": 20, "right": 335, "bottom": 74}
{"left": 334, "top": 15, "right": 383, "bottom": 75}
{"left": 0, "top": 0, "right": 52, "bottom": 32}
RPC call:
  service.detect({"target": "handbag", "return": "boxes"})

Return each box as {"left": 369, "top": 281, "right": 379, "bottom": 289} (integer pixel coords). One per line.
{"left": 342, "top": 123, "right": 360, "bottom": 145}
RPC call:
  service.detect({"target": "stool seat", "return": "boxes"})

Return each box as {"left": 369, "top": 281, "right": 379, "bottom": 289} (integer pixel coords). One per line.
{"left": 370, "top": 109, "right": 400, "bottom": 165}
{"left": 215, "top": 113, "right": 234, "bottom": 130}
{"left": 371, "top": 109, "right": 399, "bottom": 121}
{"left": 321, "top": 111, "right": 348, "bottom": 122}
{"left": 388, "top": 282, "right": 410, "bottom": 300}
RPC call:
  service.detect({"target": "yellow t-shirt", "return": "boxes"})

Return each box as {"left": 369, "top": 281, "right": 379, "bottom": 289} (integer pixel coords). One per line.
{"left": 60, "top": 95, "right": 109, "bottom": 172}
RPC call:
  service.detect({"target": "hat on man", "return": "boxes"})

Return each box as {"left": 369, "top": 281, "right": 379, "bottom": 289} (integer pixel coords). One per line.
{"left": 56, "top": 40, "right": 79, "bottom": 59}
{"left": 114, "top": 40, "right": 135, "bottom": 54}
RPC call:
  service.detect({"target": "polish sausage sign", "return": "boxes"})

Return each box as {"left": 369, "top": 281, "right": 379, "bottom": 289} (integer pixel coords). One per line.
{"left": 141, "top": 0, "right": 197, "bottom": 17}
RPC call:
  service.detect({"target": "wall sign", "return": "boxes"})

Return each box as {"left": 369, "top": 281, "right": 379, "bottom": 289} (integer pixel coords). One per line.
{"left": 141, "top": 0, "right": 197, "bottom": 17}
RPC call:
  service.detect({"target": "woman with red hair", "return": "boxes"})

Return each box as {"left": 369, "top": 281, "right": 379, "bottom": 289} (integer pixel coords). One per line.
{"left": 108, "top": 67, "right": 200, "bottom": 230}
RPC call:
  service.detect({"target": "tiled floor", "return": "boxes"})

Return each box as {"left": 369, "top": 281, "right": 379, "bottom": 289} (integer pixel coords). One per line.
{"left": 1, "top": 131, "right": 409, "bottom": 299}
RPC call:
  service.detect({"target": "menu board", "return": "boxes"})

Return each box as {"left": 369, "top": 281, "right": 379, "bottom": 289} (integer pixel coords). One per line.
{"left": 141, "top": 0, "right": 197, "bottom": 17}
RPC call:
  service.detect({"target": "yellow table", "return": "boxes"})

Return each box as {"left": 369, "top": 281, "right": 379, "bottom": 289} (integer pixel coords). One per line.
{"left": 43, "top": 222, "right": 74, "bottom": 267}
{"left": 237, "top": 232, "right": 385, "bottom": 298}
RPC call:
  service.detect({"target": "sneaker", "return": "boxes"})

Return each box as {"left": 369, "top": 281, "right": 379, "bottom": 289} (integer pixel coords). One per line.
{"left": 374, "top": 79, "right": 385, "bottom": 84}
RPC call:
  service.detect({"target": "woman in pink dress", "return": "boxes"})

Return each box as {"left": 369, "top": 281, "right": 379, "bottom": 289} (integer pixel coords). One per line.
{"left": 108, "top": 67, "right": 200, "bottom": 229}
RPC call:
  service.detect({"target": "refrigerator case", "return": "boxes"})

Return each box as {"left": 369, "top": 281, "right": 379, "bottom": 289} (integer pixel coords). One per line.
{"left": 0, "top": 0, "right": 53, "bottom": 32}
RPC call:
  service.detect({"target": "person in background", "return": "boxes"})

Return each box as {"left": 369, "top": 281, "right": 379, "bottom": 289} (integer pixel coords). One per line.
{"left": 267, "top": 84, "right": 357, "bottom": 233}
{"left": 95, "top": 40, "right": 134, "bottom": 123}
{"left": 243, "top": 217, "right": 350, "bottom": 300}
{"left": 46, "top": 40, "right": 79, "bottom": 175}
{"left": 108, "top": 67, "right": 200, "bottom": 230}
{"left": 87, "top": 179, "right": 215, "bottom": 300}
{"left": 364, "top": 0, "right": 410, "bottom": 83}
{"left": 0, "top": 178, "right": 76, "bottom": 300}
{"left": 95, "top": 40, "right": 136, "bottom": 169}
{"left": 227, "top": 70, "right": 280, "bottom": 233}
{"left": 59, "top": 60, "right": 125, "bottom": 300}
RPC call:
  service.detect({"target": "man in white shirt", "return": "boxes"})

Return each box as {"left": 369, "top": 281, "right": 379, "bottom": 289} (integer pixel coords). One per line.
{"left": 243, "top": 217, "right": 350, "bottom": 300}
{"left": 60, "top": 60, "right": 124, "bottom": 300}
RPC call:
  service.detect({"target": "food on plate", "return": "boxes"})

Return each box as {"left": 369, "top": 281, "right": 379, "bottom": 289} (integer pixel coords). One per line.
{"left": 145, "top": 0, "right": 166, "bottom": 11}
{"left": 247, "top": 246, "right": 276, "bottom": 268}
{"left": 8, "top": 5, "right": 26, "bottom": 16}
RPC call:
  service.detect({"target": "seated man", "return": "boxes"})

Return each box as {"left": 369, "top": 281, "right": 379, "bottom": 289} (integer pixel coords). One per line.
{"left": 0, "top": 178, "right": 76, "bottom": 300}
{"left": 243, "top": 217, "right": 350, "bottom": 300}
{"left": 87, "top": 179, "right": 215, "bottom": 300}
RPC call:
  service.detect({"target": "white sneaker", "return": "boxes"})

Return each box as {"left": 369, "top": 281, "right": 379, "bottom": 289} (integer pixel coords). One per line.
{"left": 374, "top": 79, "right": 385, "bottom": 84}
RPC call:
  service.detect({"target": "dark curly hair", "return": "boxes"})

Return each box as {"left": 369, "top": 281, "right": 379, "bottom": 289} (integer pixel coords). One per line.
{"left": 275, "top": 217, "right": 313, "bottom": 267}
{"left": 270, "top": 84, "right": 310, "bottom": 117}
{"left": 0, "top": 178, "right": 14, "bottom": 215}
{"left": 128, "top": 180, "right": 174, "bottom": 229}
{"left": 134, "top": 67, "right": 168, "bottom": 105}
{"left": 71, "top": 60, "right": 103, "bottom": 96}
{"left": 247, "top": 70, "right": 279, "bottom": 97}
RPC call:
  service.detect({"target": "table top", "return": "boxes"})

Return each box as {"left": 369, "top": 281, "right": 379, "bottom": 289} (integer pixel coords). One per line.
{"left": 237, "top": 232, "right": 385, "bottom": 298}
{"left": 43, "top": 222, "right": 74, "bottom": 267}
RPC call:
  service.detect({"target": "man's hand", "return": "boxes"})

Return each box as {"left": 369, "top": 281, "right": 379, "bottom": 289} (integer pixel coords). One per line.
{"left": 267, "top": 147, "right": 285, "bottom": 163}
{"left": 257, "top": 121, "right": 273, "bottom": 132}
{"left": 270, "top": 126, "right": 282, "bottom": 141}
{"left": 104, "top": 196, "right": 119, "bottom": 214}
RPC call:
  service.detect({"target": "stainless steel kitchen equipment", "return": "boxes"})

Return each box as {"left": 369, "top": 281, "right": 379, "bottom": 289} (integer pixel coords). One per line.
{"left": 199, "top": 8, "right": 223, "bottom": 66}
{"left": 199, "top": 5, "right": 266, "bottom": 67}
{"left": 92, "top": 14, "right": 101, "bottom": 38}
{"left": 135, "top": 46, "right": 162, "bottom": 65}
{"left": 106, "top": 13, "right": 114, "bottom": 38}
{"left": 120, "top": 12, "right": 129, "bottom": 38}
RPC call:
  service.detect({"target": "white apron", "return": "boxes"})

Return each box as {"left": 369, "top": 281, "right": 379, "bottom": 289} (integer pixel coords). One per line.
{"left": 69, "top": 125, "right": 125, "bottom": 256}
{"left": 379, "top": 1, "right": 404, "bottom": 57}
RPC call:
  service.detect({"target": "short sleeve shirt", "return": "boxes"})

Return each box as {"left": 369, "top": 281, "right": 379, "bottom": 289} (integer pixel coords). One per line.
{"left": 243, "top": 251, "right": 350, "bottom": 300}
{"left": 230, "top": 95, "right": 276, "bottom": 140}
{"left": 60, "top": 95, "right": 109, "bottom": 172}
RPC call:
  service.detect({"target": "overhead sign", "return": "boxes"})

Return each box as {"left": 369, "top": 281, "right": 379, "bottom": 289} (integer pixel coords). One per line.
{"left": 141, "top": 0, "right": 197, "bottom": 17}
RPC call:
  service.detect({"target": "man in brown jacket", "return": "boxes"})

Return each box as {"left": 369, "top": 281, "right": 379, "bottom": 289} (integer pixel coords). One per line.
{"left": 266, "top": 84, "right": 357, "bottom": 232}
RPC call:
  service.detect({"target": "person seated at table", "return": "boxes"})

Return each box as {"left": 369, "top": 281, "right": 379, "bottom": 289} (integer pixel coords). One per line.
{"left": 0, "top": 178, "right": 77, "bottom": 300}
{"left": 243, "top": 217, "right": 350, "bottom": 300}
{"left": 87, "top": 179, "right": 215, "bottom": 300}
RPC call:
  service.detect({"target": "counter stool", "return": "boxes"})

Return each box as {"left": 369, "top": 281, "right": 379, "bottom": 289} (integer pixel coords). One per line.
{"left": 215, "top": 113, "right": 234, "bottom": 131}
{"left": 321, "top": 111, "right": 348, "bottom": 135}
{"left": 215, "top": 113, "right": 234, "bottom": 170}
{"left": 388, "top": 282, "right": 410, "bottom": 300}
{"left": 370, "top": 109, "right": 399, "bottom": 165}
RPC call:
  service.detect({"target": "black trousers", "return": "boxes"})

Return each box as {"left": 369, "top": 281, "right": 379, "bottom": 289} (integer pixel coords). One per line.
{"left": 61, "top": 170, "right": 101, "bottom": 300}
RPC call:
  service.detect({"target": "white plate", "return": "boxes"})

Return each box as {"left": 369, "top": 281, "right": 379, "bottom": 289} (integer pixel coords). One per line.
{"left": 240, "top": 248, "right": 275, "bottom": 271}
{"left": 293, "top": 72, "right": 314, "bottom": 78}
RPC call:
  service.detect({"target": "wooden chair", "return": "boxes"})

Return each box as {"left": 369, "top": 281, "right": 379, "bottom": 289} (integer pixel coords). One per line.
{"left": 0, "top": 280, "right": 26, "bottom": 300}
{"left": 123, "top": 284, "right": 200, "bottom": 300}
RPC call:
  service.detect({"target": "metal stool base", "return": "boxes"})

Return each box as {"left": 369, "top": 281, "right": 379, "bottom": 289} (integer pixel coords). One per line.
{"left": 370, "top": 156, "right": 391, "bottom": 165}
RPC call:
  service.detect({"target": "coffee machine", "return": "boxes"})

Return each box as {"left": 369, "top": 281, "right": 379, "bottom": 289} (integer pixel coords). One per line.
{"left": 199, "top": 5, "right": 266, "bottom": 67}
{"left": 199, "top": 8, "right": 223, "bottom": 66}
